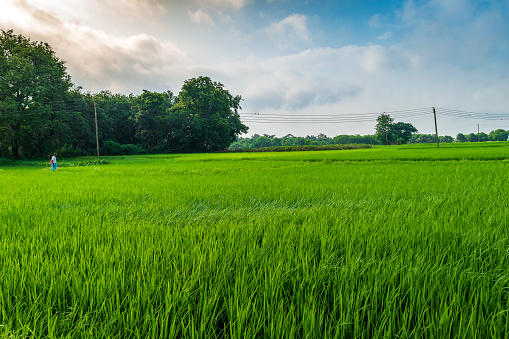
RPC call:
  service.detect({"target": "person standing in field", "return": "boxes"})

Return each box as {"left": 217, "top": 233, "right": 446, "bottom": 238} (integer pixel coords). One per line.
{"left": 50, "top": 153, "right": 57, "bottom": 171}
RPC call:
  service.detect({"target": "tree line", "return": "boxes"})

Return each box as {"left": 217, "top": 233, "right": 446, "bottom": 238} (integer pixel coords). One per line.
{"left": 0, "top": 30, "right": 247, "bottom": 159}
{"left": 230, "top": 127, "right": 507, "bottom": 150}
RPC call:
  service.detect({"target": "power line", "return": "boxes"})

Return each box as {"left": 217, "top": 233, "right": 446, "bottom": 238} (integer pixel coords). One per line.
{"left": 239, "top": 107, "right": 432, "bottom": 123}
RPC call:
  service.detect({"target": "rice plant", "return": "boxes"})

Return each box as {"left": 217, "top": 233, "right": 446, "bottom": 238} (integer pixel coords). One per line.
{"left": 0, "top": 143, "right": 508, "bottom": 338}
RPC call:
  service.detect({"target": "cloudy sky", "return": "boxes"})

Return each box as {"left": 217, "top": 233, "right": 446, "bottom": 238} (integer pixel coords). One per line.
{"left": 1, "top": 0, "right": 508, "bottom": 137}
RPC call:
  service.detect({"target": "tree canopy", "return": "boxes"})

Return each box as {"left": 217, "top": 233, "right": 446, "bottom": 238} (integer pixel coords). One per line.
{"left": 375, "top": 114, "right": 417, "bottom": 145}
{"left": 0, "top": 29, "right": 72, "bottom": 158}
{"left": 168, "top": 76, "right": 248, "bottom": 153}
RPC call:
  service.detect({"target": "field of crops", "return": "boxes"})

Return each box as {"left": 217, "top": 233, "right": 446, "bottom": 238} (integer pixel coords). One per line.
{"left": 1, "top": 142, "right": 509, "bottom": 338}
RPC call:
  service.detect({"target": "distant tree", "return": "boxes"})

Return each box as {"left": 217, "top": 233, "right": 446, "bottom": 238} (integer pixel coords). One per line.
{"left": 295, "top": 137, "right": 306, "bottom": 145}
{"left": 416, "top": 134, "right": 434, "bottom": 143}
{"left": 272, "top": 137, "right": 282, "bottom": 147}
{"left": 488, "top": 129, "right": 508, "bottom": 141}
{"left": 375, "top": 114, "right": 417, "bottom": 145}
{"left": 440, "top": 135, "right": 454, "bottom": 143}
{"left": 477, "top": 132, "right": 489, "bottom": 142}
{"left": 466, "top": 133, "right": 477, "bottom": 142}
{"left": 254, "top": 136, "right": 271, "bottom": 148}
{"left": 390, "top": 122, "right": 418, "bottom": 144}
{"left": 375, "top": 114, "right": 394, "bottom": 145}
{"left": 283, "top": 138, "right": 294, "bottom": 146}
{"left": 333, "top": 135, "right": 349, "bottom": 144}
{"left": 456, "top": 133, "right": 467, "bottom": 142}
{"left": 316, "top": 133, "right": 329, "bottom": 142}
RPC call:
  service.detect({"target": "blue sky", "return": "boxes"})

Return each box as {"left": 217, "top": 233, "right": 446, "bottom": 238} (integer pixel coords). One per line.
{"left": 1, "top": 0, "right": 508, "bottom": 137}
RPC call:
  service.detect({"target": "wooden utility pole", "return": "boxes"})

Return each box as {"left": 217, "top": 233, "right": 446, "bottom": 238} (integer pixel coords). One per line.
{"left": 94, "top": 101, "right": 100, "bottom": 160}
{"left": 477, "top": 123, "right": 480, "bottom": 142}
{"left": 433, "top": 107, "right": 439, "bottom": 148}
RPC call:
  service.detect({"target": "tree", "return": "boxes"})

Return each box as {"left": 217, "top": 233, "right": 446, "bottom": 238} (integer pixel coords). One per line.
{"left": 440, "top": 135, "right": 454, "bottom": 143}
{"left": 375, "top": 114, "right": 417, "bottom": 145}
{"left": 390, "top": 122, "right": 418, "bottom": 144}
{"left": 132, "top": 90, "right": 175, "bottom": 151}
{"left": 254, "top": 136, "right": 271, "bottom": 148}
{"left": 477, "top": 132, "right": 489, "bottom": 142}
{"left": 416, "top": 134, "right": 434, "bottom": 143}
{"left": 0, "top": 30, "right": 72, "bottom": 158}
{"left": 489, "top": 129, "right": 508, "bottom": 141}
{"left": 456, "top": 133, "right": 467, "bottom": 142}
{"left": 466, "top": 133, "right": 477, "bottom": 142}
{"left": 375, "top": 114, "right": 394, "bottom": 145}
{"left": 168, "top": 76, "right": 248, "bottom": 152}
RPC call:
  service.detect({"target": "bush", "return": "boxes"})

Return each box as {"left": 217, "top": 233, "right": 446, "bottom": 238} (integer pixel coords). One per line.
{"left": 0, "top": 158, "right": 12, "bottom": 165}
{"left": 102, "top": 140, "right": 122, "bottom": 155}
{"left": 57, "top": 146, "right": 89, "bottom": 158}
{"left": 121, "top": 144, "right": 145, "bottom": 155}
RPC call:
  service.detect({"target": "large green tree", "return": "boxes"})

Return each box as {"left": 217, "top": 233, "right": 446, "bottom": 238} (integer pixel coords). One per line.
{"left": 0, "top": 30, "right": 72, "bottom": 158}
{"left": 168, "top": 76, "right": 248, "bottom": 152}
{"left": 375, "top": 114, "right": 417, "bottom": 145}
{"left": 132, "top": 90, "right": 175, "bottom": 152}
{"left": 390, "top": 122, "right": 418, "bottom": 144}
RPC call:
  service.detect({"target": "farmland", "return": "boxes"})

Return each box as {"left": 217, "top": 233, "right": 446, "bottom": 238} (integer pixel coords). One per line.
{"left": 1, "top": 142, "right": 509, "bottom": 338}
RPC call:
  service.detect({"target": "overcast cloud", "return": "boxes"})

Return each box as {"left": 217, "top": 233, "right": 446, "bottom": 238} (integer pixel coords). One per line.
{"left": 1, "top": 0, "right": 508, "bottom": 137}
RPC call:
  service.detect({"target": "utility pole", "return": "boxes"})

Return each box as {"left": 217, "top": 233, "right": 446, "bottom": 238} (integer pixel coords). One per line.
{"left": 477, "top": 123, "right": 480, "bottom": 142}
{"left": 433, "top": 107, "right": 439, "bottom": 148}
{"left": 94, "top": 101, "right": 100, "bottom": 161}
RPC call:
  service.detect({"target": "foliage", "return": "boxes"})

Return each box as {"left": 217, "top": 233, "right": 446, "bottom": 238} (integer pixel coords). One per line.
{"left": 224, "top": 144, "right": 372, "bottom": 152}
{"left": 456, "top": 133, "right": 467, "bottom": 142}
{"left": 168, "top": 76, "right": 248, "bottom": 152}
{"left": 230, "top": 133, "right": 379, "bottom": 149}
{"left": 375, "top": 114, "right": 417, "bottom": 145}
{"left": 132, "top": 90, "right": 175, "bottom": 152}
{"left": 374, "top": 113, "right": 394, "bottom": 145}
{"left": 0, "top": 29, "right": 72, "bottom": 159}
{"left": 489, "top": 129, "right": 508, "bottom": 141}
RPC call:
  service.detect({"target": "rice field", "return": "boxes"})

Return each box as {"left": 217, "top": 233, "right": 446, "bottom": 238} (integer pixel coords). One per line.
{"left": 1, "top": 142, "right": 509, "bottom": 338}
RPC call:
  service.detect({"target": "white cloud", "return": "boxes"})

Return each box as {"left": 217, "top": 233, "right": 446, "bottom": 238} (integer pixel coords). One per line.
{"left": 377, "top": 31, "right": 393, "bottom": 40}
{"left": 265, "top": 14, "right": 311, "bottom": 49}
{"left": 397, "top": 0, "right": 418, "bottom": 23}
{"left": 0, "top": 0, "right": 191, "bottom": 93}
{"left": 188, "top": 8, "right": 215, "bottom": 25}
{"left": 368, "top": 14, "right": 384, "bottom": 28}
{"left": 103, "top": 0, "right": 166, "bottom": 20}
{"left": 194, "top": 0, "right": 249, "bottom": 10}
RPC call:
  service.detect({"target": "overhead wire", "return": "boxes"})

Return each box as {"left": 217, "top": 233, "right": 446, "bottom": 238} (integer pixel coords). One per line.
{"left": 239, "top": 107, "right": 432, "bottom": 123}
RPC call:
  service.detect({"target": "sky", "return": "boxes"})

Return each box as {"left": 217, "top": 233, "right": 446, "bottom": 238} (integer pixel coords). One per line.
{"left": 1, "top": 0, "right": 509, "bottom": 137}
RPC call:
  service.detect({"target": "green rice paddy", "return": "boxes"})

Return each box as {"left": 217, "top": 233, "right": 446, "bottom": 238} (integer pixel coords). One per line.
{"left": 1, "top": 142, "right": 509, "bottom": 338}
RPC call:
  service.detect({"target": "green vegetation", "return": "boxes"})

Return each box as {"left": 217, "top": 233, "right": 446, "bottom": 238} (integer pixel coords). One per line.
{"left": 375, "top": 113, "right": 418, "bottom": 145}
{"left": 224, "top": 143, "right": 372, "bottom": 152}
{"left": 0, "top": 31, "right": 246, "bottom": 159}
{"left": 1, "top": 142, "right": 509, "bottom": 338}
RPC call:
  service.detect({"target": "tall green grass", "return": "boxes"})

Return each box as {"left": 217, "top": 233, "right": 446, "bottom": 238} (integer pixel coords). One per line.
{"left": 1, "top": 142, "right": 509, "bottom": 338}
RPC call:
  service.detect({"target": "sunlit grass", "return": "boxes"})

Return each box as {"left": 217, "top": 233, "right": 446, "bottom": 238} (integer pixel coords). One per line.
{"left": 1, "top": 142, "right": 509, "bottom": 338}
